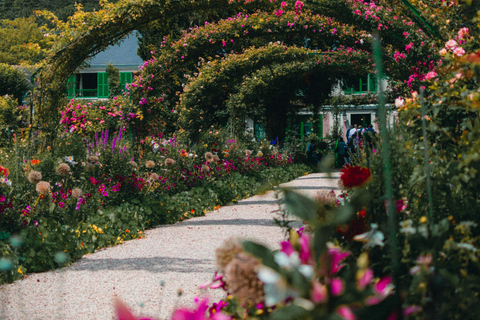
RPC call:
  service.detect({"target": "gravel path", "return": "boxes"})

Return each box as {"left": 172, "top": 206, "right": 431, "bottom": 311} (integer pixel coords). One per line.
{"left": 0, "top": 171, "right": 340, "bottom": 320}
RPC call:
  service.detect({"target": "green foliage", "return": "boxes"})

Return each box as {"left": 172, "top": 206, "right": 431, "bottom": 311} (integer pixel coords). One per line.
{"left": 106, "top": 63, "right": 121, "bottom": 99}
{"left": 0, "top": 17, "right": 53, "bottom": 65}
{"left": 0, "top": 64, "right": 29, "bottom": 102}
{"left": 0, "top": 96, "right": 29, "bottom": 147}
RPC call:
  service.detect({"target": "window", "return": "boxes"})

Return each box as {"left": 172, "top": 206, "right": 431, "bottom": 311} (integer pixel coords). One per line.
{"left": 344, "top": 74, "right": 377, "bottom": 95}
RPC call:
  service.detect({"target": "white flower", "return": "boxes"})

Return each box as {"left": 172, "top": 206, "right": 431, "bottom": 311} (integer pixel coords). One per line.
{"left": 459, "top": 221, "right": 478, "bottom": 228}
{"left": 399, "top": 220, "right": 416, "bottom": 235}
{"left": 395, "top": 97, "right": 405, "bottom": 108}
{"left": 274, "top": 251, "right": 300, "bottom": 268}
{"left": 258, "top": 266, "right": 300, "bottom": 307}
{"left": 457, "top": 243, "right": 477, "bottom": 252}
{"left": 353, "top": 223, "right": 385, "bottom": 249}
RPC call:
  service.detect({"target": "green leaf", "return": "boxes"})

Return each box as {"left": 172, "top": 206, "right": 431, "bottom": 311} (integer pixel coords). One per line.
{"left": 356, "top": 295, "right": 398, "bottom": 320}
{"left": 269, "top": 305, "right": 309, "bottom": 320}
{"left": 242, "top": 241, "right": 280, "bottom": 272}
{"left": 282, "top": 189, "right": 317, "bottom": 223}
{"left": 331, "top": 203, "right": 354, "bottom": 225}
{"left": 313, "top": 226, "right": 332, "bottom": 259}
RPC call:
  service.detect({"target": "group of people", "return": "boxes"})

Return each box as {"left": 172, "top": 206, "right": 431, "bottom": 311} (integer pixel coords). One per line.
{"left": 335, "top": 124, "right": 376, "bottom": 166}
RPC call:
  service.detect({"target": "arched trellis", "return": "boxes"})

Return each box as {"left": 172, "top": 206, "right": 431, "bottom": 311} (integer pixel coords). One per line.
{"left": 35, "top": 0, "right": 276, "bottom": 130}
{"left": 178, "top": 47, "right": 371, "bottom": 141}
{"left": 35, "top": 0, "right": 440, "bottom": 142}
{"left": 132, "top": 10, "right": 369, "bottom": 108}
{"left": 132, "top": 6, "right": 427, "bottom": 106}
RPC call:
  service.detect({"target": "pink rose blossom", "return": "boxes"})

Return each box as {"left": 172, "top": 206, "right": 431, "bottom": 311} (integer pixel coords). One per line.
{"left": 445, "top": 39, "right": 458, "bottom": 49}
{"left": 424, "top": 71, "right": 437, "bottom": 80}
{"left": 458, "top": 27, "right": 469, "bottom": 39}
{"left": 453, "top": 47, "right": 465, "bottom": 56}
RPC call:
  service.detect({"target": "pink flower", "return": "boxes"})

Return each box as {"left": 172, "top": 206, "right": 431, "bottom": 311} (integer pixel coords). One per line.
{"left": 337, "top": 305, "right": 356, "bottom": 320}
{"left": 331, "top": 278, "right": 345, "bottom": 296}
{"left": 280, "top": 240, "right": 295, "bottom": 256}
{"left": 298, "top": 233, "right": 312, "bottom": 264}
{"left": 328, "top": 245, "right": 350, "bottom": 274}
{"left": 439, "top": 48, "right": 447, "bottom": 55}
{"left": 424, "top": 71, "right": 437, "bottom": 80}
{"left": 281, "top": 1, "right": 287, "bottom": 9}
{"left": 275, "top": 9, "right": 283, "bottom": 17}
{"left": 171, "top": 297, "right": 228, "bottom": 320}
{"left": 58, "top": 202, "right": 65, "bottom": 208}
{"left": 453, "top": 47, "right": 465, "bottom": 56}
{"left": 311, "top": 280, "right": 328, "bottom": 303}
{"left": 357, "top": 268, "right": 374, "bottom": 290}
{"left": 445, "top": 39, "right": 458, "bottom": 49}
{"left": 294, "top": 0, "right": 304, "bottom": 13}
{"left": 115, "top": 298, "right": 157, "bottom": 320}
{"left": 394, "top": 51, "right": 406, "bottom": 62}
{"left": 458, "top": 27, "right": 469, "bottom": 39}
{"left": 405, "top": 42, "right": 414, "bottom": 53}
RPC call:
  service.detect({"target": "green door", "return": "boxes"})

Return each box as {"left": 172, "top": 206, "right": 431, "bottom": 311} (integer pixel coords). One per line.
{"left": 97, "top": 72, "right": 109, "bottom": 98}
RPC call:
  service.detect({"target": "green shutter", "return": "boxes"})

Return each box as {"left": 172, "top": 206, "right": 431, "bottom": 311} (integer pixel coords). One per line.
{"left": 120, "top": 72, "right": 133, "bottom": 92}
{"left": 368, "top": 74, "right": 377, "bottom": 92}
{"left": 97, "top": 72, "right": 109, "bottom": 98}
{"left": 318, "top": 114, "right": 323, "bottom": 138}
{"left": 67, "top": 75, "right": 75, "bottom": 98}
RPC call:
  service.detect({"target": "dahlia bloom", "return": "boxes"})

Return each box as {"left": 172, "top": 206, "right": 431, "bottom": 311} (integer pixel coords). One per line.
{"left": 339, "top": 165, "right": 372, "bottom": 189}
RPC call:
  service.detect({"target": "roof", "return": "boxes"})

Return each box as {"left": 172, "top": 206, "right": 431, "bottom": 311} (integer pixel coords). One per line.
{"left": 86, "top": 31, "right": 144, "bottom": 70}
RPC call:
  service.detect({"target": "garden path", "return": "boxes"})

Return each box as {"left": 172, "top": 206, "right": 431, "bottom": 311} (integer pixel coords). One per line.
{"left": 0, "top": 171, "right": 340, "bottom": 320}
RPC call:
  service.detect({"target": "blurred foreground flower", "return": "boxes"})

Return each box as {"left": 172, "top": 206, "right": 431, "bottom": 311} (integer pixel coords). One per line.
{"left": 353, "top": 223, "right": 384, "bottom": 249}
{"left": 115, "top": 298, "right": 157, "bottom": 320}
{"left": 171, "top": 297, "right": 229, "bottom": 320}
{"left": 339, "top": 165, "right": 371, "bottom": 189}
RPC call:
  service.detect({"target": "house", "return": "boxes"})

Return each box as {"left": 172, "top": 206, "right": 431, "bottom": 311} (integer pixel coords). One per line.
{"left": 247, "top": 73, "right": 395, "bottom": 142}
{"left": 66, "top": 31, "right": 143, "bottom": 99}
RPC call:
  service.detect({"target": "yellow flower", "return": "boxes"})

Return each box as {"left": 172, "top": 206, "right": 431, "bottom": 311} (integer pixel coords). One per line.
{"left": 18, "top": 266, "right": 23, "bottom": 274}
{"left": 419, "top": 216, "right": 427, "bottom": 224}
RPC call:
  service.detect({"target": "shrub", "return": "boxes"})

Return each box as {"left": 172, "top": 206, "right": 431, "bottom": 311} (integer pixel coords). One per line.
{"left": 0, "top": 64, "right": 29, "bottom": 102}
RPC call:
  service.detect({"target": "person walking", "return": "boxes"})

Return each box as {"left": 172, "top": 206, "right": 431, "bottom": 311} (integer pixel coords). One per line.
{"left": 336, "top": 137, "right": 347, "bottom": 167}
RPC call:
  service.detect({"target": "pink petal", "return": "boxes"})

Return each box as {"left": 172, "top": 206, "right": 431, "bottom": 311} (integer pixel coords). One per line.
{"left": 280, "top": 241, "right": 295, "bottom": 256}
{"left": 299, "top": 233, "right": 311, "bottom": 264}
{"left": 311, "top": 280, "right": 328, "bottom": 303}
{"left": 375, "top": 276, "right": 392, "bottom": 294}
{"left": 337, "top": 305, "right": 356, "bottom": 320}
{"left": 114, "top": 298, "right": 140, "bottom": 320}
{"left": 357, "top": 268, "right": 374, "bottom": 290}
{"left": 403, "top": 305, "right": 422, "bottom": 316}
{"left": 331, "top": 278, "right": 345, "bottom": 296}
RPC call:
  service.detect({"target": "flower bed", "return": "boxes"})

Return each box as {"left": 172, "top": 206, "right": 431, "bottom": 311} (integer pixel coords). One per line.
{"left": 0, "top": 127, "right": 312, "bottom": 284}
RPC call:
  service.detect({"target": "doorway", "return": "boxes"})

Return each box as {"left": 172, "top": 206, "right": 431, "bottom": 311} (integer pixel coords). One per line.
{"left": 350, "top": 114, "right": 371, "bottom": 127}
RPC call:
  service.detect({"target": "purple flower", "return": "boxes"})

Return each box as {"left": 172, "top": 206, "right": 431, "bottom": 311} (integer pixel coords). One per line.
{"left": 0, "top": 195, "right": 5, "bottom": 202}
{"left": 58, "top": 202, "right": 65, "bottom": 208}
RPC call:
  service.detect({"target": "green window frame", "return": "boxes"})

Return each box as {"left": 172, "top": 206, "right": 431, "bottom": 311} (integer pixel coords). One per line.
{"left": 344, "top": 74, "right": 377, "bottom": 95}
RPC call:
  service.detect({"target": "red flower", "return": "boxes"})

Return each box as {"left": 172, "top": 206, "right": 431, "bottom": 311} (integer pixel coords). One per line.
{"left": 340, "top": 165, "right": 372, "bottom": 189}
